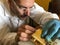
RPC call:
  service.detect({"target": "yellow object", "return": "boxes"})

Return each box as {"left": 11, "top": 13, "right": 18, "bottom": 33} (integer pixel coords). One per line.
{"left": 32, "top": 29, "right": 46, "bottom": 45}
{"left": 35, "top": 0, "right": 51, "bottom": 11}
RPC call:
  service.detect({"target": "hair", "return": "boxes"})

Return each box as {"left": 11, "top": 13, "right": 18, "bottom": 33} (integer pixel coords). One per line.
{"left": 8, "top": 0, "right": 20, "bottom": 3}
{"left": 8, "top": 0, "right": 20, "bottom": 16}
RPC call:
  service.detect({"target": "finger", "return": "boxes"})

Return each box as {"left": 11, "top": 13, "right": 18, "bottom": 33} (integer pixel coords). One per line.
{"left": 20, "top": 32, "right": 28, "bottom": 38}
{"left": 45, "top": 24, "right": 60, "bottom": 42}
{"left": 20, "top": 37, "right": 28, "bottom": 41}
{"left": 56, "top": 32, "right": 60, "bottom": 39}
{"left": 25, "top": 30, "right": 33, "bottom": 34}
{"left": 17, "top": 26, "right": 26, "bottom": 35}
{"left": 52, "top": 28, "right": 60, "bottom": 41}
{"left": 25, "top": 25, "right": 36, "bottom": 32}
{"left": 21, "top": 31, "right": 32, "bottom": 39}
{"left": 18, "top": 25, "right": 25, "bottom": 31}
{"left": 42, "top": 20, "right": 55, "bottom": 38}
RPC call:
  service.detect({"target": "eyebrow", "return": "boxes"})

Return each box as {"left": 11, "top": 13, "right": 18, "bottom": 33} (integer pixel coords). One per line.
{"left": 18, "top": 5, "right": 27, "bottom": 8}
{"left": 18, "top": 5, "right": 34, "bottom": 9}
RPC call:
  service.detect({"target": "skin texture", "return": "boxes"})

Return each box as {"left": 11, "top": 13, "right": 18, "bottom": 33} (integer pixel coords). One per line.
{"left": 8, "top": 0, "right": 35, "bottom": 19}
{"left": 17, "top": 25, "right": 35, "bottom": 41}
{"left": 8, "top": 0, "right": 36, "bottom": 41}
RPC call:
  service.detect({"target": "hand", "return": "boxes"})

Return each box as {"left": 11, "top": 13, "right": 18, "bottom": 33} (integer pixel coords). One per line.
{"left": 17, "top": 25, "right": 36, "bottom": 41}
{"left": 41, "top": 19, "right": 60, "bottom": 42}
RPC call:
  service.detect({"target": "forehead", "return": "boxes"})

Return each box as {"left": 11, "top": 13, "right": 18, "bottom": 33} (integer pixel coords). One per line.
{"left": 16, "top": 0, "right": 34, "bottom": 7}
{"left": 16, "top": 0, "right": 34, "bottom": 2}
{"left": 20, "top": 0, "right": 34, "bottom": 2}
{"left": 16, "top": 0, "right": 34, "bottom": 4}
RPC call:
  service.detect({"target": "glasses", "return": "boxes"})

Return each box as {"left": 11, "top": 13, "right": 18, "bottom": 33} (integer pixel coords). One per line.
{"left": 12, "top": 0, "right": 36, "bottom": 11}
{"left": 17, "top": 5, "right": 36, "bottom": 11}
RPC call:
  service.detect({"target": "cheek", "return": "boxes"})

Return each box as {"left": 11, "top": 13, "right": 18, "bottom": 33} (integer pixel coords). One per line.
{"left": 18, "top": 9, "right": 24, "bottom": 15}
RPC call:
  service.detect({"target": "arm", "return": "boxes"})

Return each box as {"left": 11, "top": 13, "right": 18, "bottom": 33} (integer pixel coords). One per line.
{"left": 0, "top": 2, "right": 17, "bottom": 44}
{"left": 31, "top": 2, "right": 59, "bottom": 26}
{"left": 31, "top": 3, "right": 60, "bottom": 42}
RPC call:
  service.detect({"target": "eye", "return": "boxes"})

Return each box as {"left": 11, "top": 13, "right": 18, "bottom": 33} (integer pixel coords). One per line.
{"left": 18, "top": 6, "right": 26, "bottom": 9}
{"left": 20, "top": 7, "right": 26, "bottom": 10}
{"left": 30, "top": 5, "right": 36, "bottom": 10}
{"left": 17, "top": 5, "right": 27, "bottom": 11}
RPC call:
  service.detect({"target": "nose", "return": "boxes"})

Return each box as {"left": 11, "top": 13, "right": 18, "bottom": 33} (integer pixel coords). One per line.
{"left": 25, "top": 8, "right": 30, "bottom": 16}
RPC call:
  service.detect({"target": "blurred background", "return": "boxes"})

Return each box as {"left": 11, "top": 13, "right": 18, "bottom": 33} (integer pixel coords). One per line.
{"left": 35, "top": 0, "right": 51, "bottom": 11}
{"left": 35, "top": 0, "right": 60, "bottom": 18}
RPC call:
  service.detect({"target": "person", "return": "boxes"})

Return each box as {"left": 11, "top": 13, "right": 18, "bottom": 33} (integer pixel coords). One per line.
{"left": 0, "top": 0, "right": 60, "bottom": 45}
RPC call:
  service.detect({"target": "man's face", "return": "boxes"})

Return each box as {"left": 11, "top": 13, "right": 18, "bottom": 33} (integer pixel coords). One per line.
{"left": 9, "top": 0, "right": 35, "bottom": 19}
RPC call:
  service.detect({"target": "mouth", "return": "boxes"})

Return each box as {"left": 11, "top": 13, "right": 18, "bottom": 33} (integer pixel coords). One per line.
{"left": 20, "top": 14, "right": 28, "bottom": 18}
{"left": 18, "top": 14, "right": 28, "bottom": 20}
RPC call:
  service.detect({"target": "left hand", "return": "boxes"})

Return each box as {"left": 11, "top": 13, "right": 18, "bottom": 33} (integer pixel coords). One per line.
{"left": 17, "top": 25, "right": 36, "bottom": 41}
{"left": 41, "top": 19, "right": 60, "bottom": 42}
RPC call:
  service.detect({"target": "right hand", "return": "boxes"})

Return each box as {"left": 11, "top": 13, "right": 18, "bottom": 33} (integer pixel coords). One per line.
{"left": 41, "top": 19, "right": 60, "bottom": 42}
{"left": 17, "top": 25, "right": 36, "bottom": 41}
